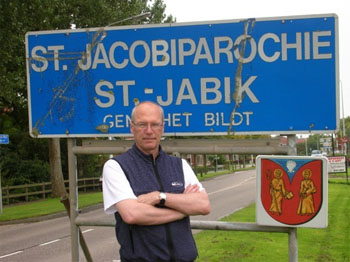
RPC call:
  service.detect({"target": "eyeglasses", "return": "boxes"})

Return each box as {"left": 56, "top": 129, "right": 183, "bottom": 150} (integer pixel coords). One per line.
{"left": 132, "top": 121, "right": 163, "bottom": 130}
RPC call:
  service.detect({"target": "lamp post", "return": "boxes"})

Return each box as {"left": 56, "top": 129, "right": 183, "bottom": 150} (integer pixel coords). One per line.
{"left": 106, "top": 12, "right": 151, "bottom": 27}
{"left": 305, "top": 136, "right": 308, "bottom": 156}
{"left": 340, "top": 81, "right": 347, "bottom": 154}
{"left": 0, "top": 134, "right": 9, "bottom": 215}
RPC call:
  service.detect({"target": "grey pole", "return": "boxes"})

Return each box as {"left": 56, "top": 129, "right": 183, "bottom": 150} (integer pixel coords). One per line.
{"left": 0, "top": 159, "right": 2, "bottom": 215}
{"left": 68, "top": 139, "right": 79, "bottom": 261}
{"left": 289, "top": 226, "right": 298, "bottom": 262}
{"left": 0, "top": 136, "right": 9, "bottom": 214}
{"left": 0, "top": 143, "right": 3, "bottom": 214}
{"left": 287, "top": 135, "right": 297, "bottom": 156}
{"left": 287, "top": 134, "right": 298, "bottom": 262}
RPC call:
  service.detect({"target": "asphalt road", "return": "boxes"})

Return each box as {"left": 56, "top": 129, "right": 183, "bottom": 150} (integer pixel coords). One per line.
{"left": 0, "top": 169, "right": 256, "bottom": 262}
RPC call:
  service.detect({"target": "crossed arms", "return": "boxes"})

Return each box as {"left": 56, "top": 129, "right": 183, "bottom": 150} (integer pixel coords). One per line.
{"left": 116, "top": 184, "right": 211, "bottom": 226}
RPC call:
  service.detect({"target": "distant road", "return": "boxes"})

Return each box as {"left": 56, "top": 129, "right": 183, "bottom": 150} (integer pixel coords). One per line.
{"left": 0, "top": 169, "right": 256, "bottom": 262}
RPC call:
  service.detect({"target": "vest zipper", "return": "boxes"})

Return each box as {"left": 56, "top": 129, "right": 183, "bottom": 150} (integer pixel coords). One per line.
{"left": 152, "top": 157, "right": 176, "bottom": 261}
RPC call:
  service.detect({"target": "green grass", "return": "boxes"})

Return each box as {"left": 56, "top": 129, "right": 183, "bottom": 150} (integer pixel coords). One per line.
{"left": 329, "top": 178, "right": 349, "bottom": 185}
{"left": 196, "top": 167, "right": 254, "bottom": 182}
{"left": 194, "top": 182, "right": 350, "bottom": 262}
{"left": 0, "top": 192, "right": 103, "bottom": 222}
{"left": 329, "top": 168, "right": 350, "bottom": 181}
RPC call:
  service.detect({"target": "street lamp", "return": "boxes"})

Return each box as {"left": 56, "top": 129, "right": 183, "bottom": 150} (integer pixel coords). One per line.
{"left": 305, "top": 136, "right": 308, "bottom": 156}
{"left": 106, "top": 12, "right": 151, "bottom": 27}
{"left": 340, "top": 80, "right": 347, "bottom": 154}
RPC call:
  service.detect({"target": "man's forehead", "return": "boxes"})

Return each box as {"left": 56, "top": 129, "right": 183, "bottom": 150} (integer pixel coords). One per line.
{"left": 134, "top": 105, "right": 162, "bottom": 118}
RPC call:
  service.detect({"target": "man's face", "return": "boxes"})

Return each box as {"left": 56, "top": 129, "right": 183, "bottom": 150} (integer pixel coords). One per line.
{"left": 130, "top": 103, "right": 164, "bottom": 156}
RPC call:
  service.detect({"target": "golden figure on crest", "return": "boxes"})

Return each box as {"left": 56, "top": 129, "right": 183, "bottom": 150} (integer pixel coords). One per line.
{"left": 297, "top": 169, "right": 316, "bottom": 216}
{"left": 266, "top": 169, "right": 293, "bottom": 215}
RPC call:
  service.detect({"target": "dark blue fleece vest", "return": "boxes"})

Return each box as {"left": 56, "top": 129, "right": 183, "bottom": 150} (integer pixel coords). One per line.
{"left": 113, "top": 144, "right": 198, "bottom": 262}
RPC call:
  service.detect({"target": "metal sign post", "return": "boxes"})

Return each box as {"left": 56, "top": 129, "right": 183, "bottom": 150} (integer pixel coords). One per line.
{"left": 0, "top": 134, "right": 9, "bottom": 215}
{"left": 0, "top": 155, "right": 2, "bottom": 215}
{"left": 256, "top": 135, "right": 330, "bottom": 262}
{"left": 287, "top": 135, "right": 298, "bottom": 262}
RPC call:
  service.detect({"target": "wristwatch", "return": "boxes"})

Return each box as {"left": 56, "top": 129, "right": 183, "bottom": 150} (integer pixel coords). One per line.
{"left": 159, "top": 192, "right": 166, "bottom": 206}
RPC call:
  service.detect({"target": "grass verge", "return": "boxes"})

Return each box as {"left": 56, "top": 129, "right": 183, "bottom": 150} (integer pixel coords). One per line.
{"left": 194, "top": 182, "right": 350, "bottom": 262}
{"left": 196, "top": 167, "right": 254, "bottom": 182}
{"left": 0, "top": 192, "right": 103, "bottom": 222}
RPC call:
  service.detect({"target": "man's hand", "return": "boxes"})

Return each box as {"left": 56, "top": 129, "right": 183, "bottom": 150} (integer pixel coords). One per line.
{"left": 137, "top": 191, "right": 160, "bottom": 206}
{"left": 116, "top": 198, "right": 186, "bottom": 225}
{"left": 184, "top": 184, "right": 200, "bottom": 194}
{"left": 136, "top": 184, "right": 210, "bottom": 216}
{"left": 162, "top": 185, "right": 210, "bottom": 216}
{"left": 137, "top": 184, "right": 200, "bottom": 206}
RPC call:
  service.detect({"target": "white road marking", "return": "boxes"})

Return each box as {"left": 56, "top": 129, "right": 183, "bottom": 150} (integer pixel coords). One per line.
{"left": 39, "top": 239, "right": 61, "bottom": 246}
{"left": 0, "top": 251, "right": 24, "bottom": 259}
{"left": 208, "top": 176, "right": 255, "bottom": 196}
{"left": 82, "top": 228, "right": 94, "bottom": 234}
{"left": 0, "top": 229, "right": 95, "bottom": 259}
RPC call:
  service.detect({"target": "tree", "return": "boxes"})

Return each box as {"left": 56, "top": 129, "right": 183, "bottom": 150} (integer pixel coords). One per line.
{"left": 49, "top": 138, "right": 66, "bottom": 197}
{"left": 0, "top": 0, "right": 175, "bottom": 194}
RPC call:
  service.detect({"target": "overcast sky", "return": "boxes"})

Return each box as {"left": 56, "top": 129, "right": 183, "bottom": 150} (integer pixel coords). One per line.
{"left": 163, "top": 0, "right": 349, "bottom": 119}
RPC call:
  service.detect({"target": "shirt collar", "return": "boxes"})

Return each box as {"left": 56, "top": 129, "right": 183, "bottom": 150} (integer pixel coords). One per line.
{"left": 132, "top": 143, "right": 163, "bottom": 161}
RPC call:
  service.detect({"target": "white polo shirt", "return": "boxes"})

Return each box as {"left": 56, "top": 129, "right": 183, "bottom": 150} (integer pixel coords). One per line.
{"left": 102, "top": 159, "right": 204, "bottom": 214}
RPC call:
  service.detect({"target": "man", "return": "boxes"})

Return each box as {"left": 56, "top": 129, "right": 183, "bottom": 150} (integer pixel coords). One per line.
{"left": 103, "top": 101, "right": 211, "bottom": 262}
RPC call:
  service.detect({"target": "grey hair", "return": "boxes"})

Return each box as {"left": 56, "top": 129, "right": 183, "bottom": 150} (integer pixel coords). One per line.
{"left": 131, "top": 101, "right": 164, "bottom": 122}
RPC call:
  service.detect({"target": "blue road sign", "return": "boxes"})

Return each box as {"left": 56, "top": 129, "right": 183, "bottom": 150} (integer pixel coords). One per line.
{"left": 0, "top": 134, "right": 9, "bottom": 144}
{"left": 25, "top": 14, "right": 339, "bottom": 138}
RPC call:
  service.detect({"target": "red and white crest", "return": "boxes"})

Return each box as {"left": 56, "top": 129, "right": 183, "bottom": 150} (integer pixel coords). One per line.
{"left": 256, "top": 155, "right": 328, "bottom": 228}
